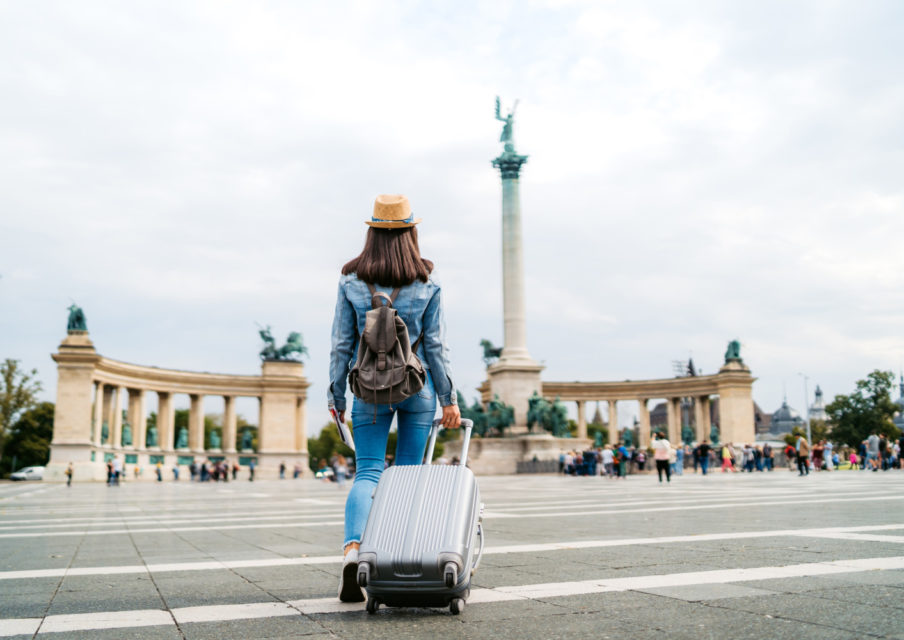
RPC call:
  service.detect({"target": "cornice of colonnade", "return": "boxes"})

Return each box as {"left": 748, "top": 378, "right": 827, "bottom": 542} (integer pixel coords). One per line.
{"left": 541, "top": 366, "right": 755, "bottom": 402}
{"left": 90, "top": 355, "right": 310, "bottom": 397}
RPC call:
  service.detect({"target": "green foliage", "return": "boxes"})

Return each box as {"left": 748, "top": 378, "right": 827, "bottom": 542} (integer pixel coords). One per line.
{"left": 1, "top": 401, "right": 54, "bottom": 475}
{"left": 826, "top": 370, "right": 900, "bottom": 446}
{"left": 0, "top": 359, "right": 43, "bottom": 465}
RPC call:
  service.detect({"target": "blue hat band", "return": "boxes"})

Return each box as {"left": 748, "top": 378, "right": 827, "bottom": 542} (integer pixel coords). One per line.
{"left": 371, "top": 213, "right": 415, "bottom": 224}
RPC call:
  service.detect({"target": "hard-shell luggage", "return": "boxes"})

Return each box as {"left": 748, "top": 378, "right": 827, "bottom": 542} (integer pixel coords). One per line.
{"left": 356, "top": 418, "right": 484, "bottom": 615}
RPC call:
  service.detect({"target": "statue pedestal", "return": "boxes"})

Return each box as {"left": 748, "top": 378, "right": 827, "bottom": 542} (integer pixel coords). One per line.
{"left": 484, "top": 361, "right": 544, "bottom": 429}
{"left": 443, "top": 433, "right": 589, "bottom": 475}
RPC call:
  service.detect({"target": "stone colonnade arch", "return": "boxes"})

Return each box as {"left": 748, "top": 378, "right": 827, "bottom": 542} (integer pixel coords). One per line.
{"left": 46, "top": 331, "right": 310, "bottom": 482}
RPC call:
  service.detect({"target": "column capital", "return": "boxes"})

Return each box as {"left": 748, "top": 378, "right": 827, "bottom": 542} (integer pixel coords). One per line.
{"left": 492, "top": 151, "right": 528, "bottom": 179}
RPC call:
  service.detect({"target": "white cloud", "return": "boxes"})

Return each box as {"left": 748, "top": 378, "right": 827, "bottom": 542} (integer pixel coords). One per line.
{"left": 2, "top": 0, "right": 904, "bottom": 432}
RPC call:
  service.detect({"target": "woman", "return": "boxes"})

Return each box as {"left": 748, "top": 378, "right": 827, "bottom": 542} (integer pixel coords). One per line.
{"left": 328, "top": 194, "right": 460, "bottom": 602}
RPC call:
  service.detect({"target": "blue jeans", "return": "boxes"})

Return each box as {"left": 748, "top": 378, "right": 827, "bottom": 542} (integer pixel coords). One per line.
{"left": 700, "top": 457, "right": 709, "bottom": 475}
{"left": 343, "top": 376, "right": 437, "bottom": 547}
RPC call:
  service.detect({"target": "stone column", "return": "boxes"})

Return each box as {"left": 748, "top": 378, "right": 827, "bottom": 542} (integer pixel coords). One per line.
{"left": 666, "top": 398, "right": 681, "bottom": 444}
{"left": 223, "top": 395, "right": 237, "bottom": 454}
{"left": 693, "top": 397, "right": 706, "bottom": 443}
{"left": 189, "top": 394, "right": 205, "bottom": 452}
{"left": 492, "top": 148, "right": 531, "bottom": 364}
{"left": 700, "top": 396, "right": 712, "bottom": 441}
{"left": 607, "top": 400, "right": 618, "bottom": 445}
{"left": 295, "top": 396, "right": 308, "bottom": 455}
{"left": 111, "top": 387, "right": 124, "bottom": 449}
{"left": 128, "top": 389, "right": 146, "bottom": 451}
{"left": 637, "top": 399, "right": 651, "bottom": 449}
{"left": 104, "top": 386, "right": 116, "bottom": 445}
{"left": 157, "top": 392, "right": 174, "bottom": 450}
{"left": 576, "top": 400, "right": 587, "bottom": 440}
{"left": 92, "top": 382, "right": 104, "bottom": 445}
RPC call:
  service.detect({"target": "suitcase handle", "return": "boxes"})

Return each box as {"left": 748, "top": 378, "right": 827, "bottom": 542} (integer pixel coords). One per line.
{"left": 472, "top": 522, "right": 484, "bottom": 573}
{"left": 425, "top": 418, "right": 473, "bottom": 465}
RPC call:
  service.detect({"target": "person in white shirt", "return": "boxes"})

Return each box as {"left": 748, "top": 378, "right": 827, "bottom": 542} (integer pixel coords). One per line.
{"left": 600, "top": 445, "right": 615, "bottom": 478}
{"left": 652, "top": 433, "right": 672, "bottom": 483}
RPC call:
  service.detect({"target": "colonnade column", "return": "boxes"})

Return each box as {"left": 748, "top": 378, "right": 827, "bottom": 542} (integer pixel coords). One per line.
{"left": 111, "top": 386, "right": 124, "bottom": 449}
{"left": 92, "top": 382, "right": 104, "bottom": 445}
{"left": 576, "top": 400, "right": 587, "bottom": 440}
{"left": 637, "top": 399, "right": 651, "bottom": 449}
{"left": 607, "top": 400, "right": 617, "bottom": 445}
{"left": 189, "top": 394, "right": 205, "bottom": 452}
{"left": 103, "top": 386, "right": 115, "bottom": 446}
{"left": 666, "top": 398, "right": 681, "bottom": 444}
{"left": 223, "top": 396, "right": 237, "bottom": 454}
{"left": 693, "top": 397, "right": 705, "bottom": 444}
{"left": 127, "top": 389, "right": 143, "bottom": 450}
{"left": 295, "top": 396, "right": 308, "bottom": 454}
{"left": 700, "top": 396, "right": 712, "bottom": 442}
{"left": 157, "top": 392, "right": 174, "bottom": 450}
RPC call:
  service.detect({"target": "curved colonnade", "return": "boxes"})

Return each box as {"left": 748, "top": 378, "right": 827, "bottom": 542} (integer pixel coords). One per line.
{"left": 47, "top": 331, "right": 310, "bottom": 482}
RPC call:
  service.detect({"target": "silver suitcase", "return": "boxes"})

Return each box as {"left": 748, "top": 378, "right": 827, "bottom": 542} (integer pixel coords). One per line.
{"left": 357, "top": 418, "right": 484, "bottom": 615}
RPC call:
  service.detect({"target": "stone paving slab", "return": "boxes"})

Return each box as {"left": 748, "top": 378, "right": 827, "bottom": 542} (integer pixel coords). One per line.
{"left": 2, "top": 472, "right": 904, "bottom": 638}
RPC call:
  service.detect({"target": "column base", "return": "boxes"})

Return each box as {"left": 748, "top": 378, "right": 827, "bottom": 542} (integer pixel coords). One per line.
{"left": 485, "top": 361, "right": 545, "bottom": 428}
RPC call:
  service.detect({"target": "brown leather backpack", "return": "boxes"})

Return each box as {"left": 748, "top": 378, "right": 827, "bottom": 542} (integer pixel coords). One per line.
{"left": 348, "top": 284, "right": 426, "bottom": 415}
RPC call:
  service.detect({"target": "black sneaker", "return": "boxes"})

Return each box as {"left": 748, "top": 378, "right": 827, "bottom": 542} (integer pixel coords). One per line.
{"left": 338, "top": 548, "right": 365, "bottom": 602}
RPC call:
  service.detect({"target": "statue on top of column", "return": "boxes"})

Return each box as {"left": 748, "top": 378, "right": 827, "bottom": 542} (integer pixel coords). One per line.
{"left": 67, "top": 304, "right": 87, "bottom": 333}
{"left": 724, "top": 339, "right": 742, "bottom": 363}
{"left": 258, "top": 325, "right": 308, "bottom": 362}
{"left": 495, "top": 96, "right": 518, "bottom": 152}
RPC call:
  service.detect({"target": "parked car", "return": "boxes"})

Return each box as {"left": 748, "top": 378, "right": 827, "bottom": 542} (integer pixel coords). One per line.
{"left": 10, "top": 466, "right": 44, "bottom": 481}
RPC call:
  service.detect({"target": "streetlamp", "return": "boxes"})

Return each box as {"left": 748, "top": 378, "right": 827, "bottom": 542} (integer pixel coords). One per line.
{"left": 798, "top": 373, "right": 811, "bottom": 447}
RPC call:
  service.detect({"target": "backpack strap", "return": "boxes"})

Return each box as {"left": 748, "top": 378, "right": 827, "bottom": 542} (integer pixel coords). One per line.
{"left": 366, "top": 283, "right": 397, "bottom": 309}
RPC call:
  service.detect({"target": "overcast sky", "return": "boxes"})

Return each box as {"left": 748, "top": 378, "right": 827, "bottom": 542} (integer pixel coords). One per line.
{"left": 2, "top": 1, "right": 903, "bottom": 432}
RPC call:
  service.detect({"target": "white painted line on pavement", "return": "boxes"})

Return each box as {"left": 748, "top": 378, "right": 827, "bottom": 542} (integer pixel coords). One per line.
{"left": 805, "top": 532, "right": 904, "bottom": 544}
{"left": 2, "top": 523, "right": 902, "bottom": 581}
{"left": 2, "top": 555, "right": 903, "bottom": 636}
{"left": 38, "top": 608, "right": 173, "bottom": 634}
{"left": 482, "top": 492, "right": 904, "bottom": 519}
{"left": 0, "top": 519, "right": 344, "bottom": 539}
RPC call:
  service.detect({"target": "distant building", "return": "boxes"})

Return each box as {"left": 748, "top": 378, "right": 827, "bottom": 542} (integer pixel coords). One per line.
{"left": 809, "top": 385, "right": 827, "bottom": 422}
{"left": 764, "top": 399, "right": 804, "bottom": 439}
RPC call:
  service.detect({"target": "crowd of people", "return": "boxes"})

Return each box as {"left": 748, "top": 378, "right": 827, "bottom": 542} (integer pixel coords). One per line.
{"left": 559, "top": 431, "right": 904, "bottom": 480}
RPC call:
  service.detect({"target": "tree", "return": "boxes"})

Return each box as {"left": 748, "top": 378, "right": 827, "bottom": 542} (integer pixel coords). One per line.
{"left": 2, "top": 402, "right": 54, "bottom": 474}
{"left": 0, "top": 359, "right": 43, "bottom": 466}
{"left": 826, "top": 370, "right": 900, "bottom": 447}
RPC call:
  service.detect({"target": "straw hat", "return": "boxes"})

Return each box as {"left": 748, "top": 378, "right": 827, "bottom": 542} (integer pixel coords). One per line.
{"left": 367, "top": 194, "right": 421, "bottom": 228}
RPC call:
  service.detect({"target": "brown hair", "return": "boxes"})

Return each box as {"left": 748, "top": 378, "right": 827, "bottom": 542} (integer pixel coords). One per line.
{"left": 342, "top": 227, "right": 433, "bottom": 287}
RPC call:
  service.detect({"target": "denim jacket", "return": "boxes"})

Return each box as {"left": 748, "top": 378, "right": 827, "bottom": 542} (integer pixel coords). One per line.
{"left": 328, "top": 273, "right": 457, "bottom": 412}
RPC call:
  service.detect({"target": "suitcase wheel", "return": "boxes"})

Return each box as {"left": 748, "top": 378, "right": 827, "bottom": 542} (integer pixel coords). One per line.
{"left": 366, "top": 598, "right": 380, "bottom": 614}
{"left": 450, "top": 598, "right": 465, "bottom": 615}
{"left": 443, "top": 562, "right": 458, "bottom": 589}
{"left": 357, "top": 562, "right": 370, "bottom": 587}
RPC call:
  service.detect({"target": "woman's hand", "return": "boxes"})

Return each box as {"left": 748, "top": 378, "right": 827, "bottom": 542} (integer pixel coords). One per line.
{"left": 440, "top": 403, "right": 461, "bottom": 430}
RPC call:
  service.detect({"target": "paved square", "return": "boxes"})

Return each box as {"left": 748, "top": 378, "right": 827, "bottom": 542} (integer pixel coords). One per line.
{"left": 1, "top": 470, "right": 903, "bottom": 639}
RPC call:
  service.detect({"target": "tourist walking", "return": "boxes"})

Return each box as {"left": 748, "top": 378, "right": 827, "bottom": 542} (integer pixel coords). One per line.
{"left": 65, "top": 462, "right": 73, "bottom": 487}
{"left": 824, "top": 440, "right": 834, "bottom": 471}
{"left": 866, "top": 432, "right": 880, "bottom": 471}
{"left": 763, "top": 443, "right": 774, "bottom": 471}
{"left": 601, "top": 445, "right": 615, "bottom": 478}
{"left": 796, "top": 434, "right": 810, "bottom": 476}
{"left": 698, "top": 440, "right": 711, "bottom": 475}
{"left": 328, "top": 195, "right": 461, "bottom": 603}
{"left": 721, "top": 444, "right": 734, "bottom": 472}
{"left": 653, "top": 433, "right": 671, "bottom": 483}
{"left": 616, "top": 443, "right": 629, "bottom": 478}
{"left": 248, "top": 459, "right": 255, "bottom": 481}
